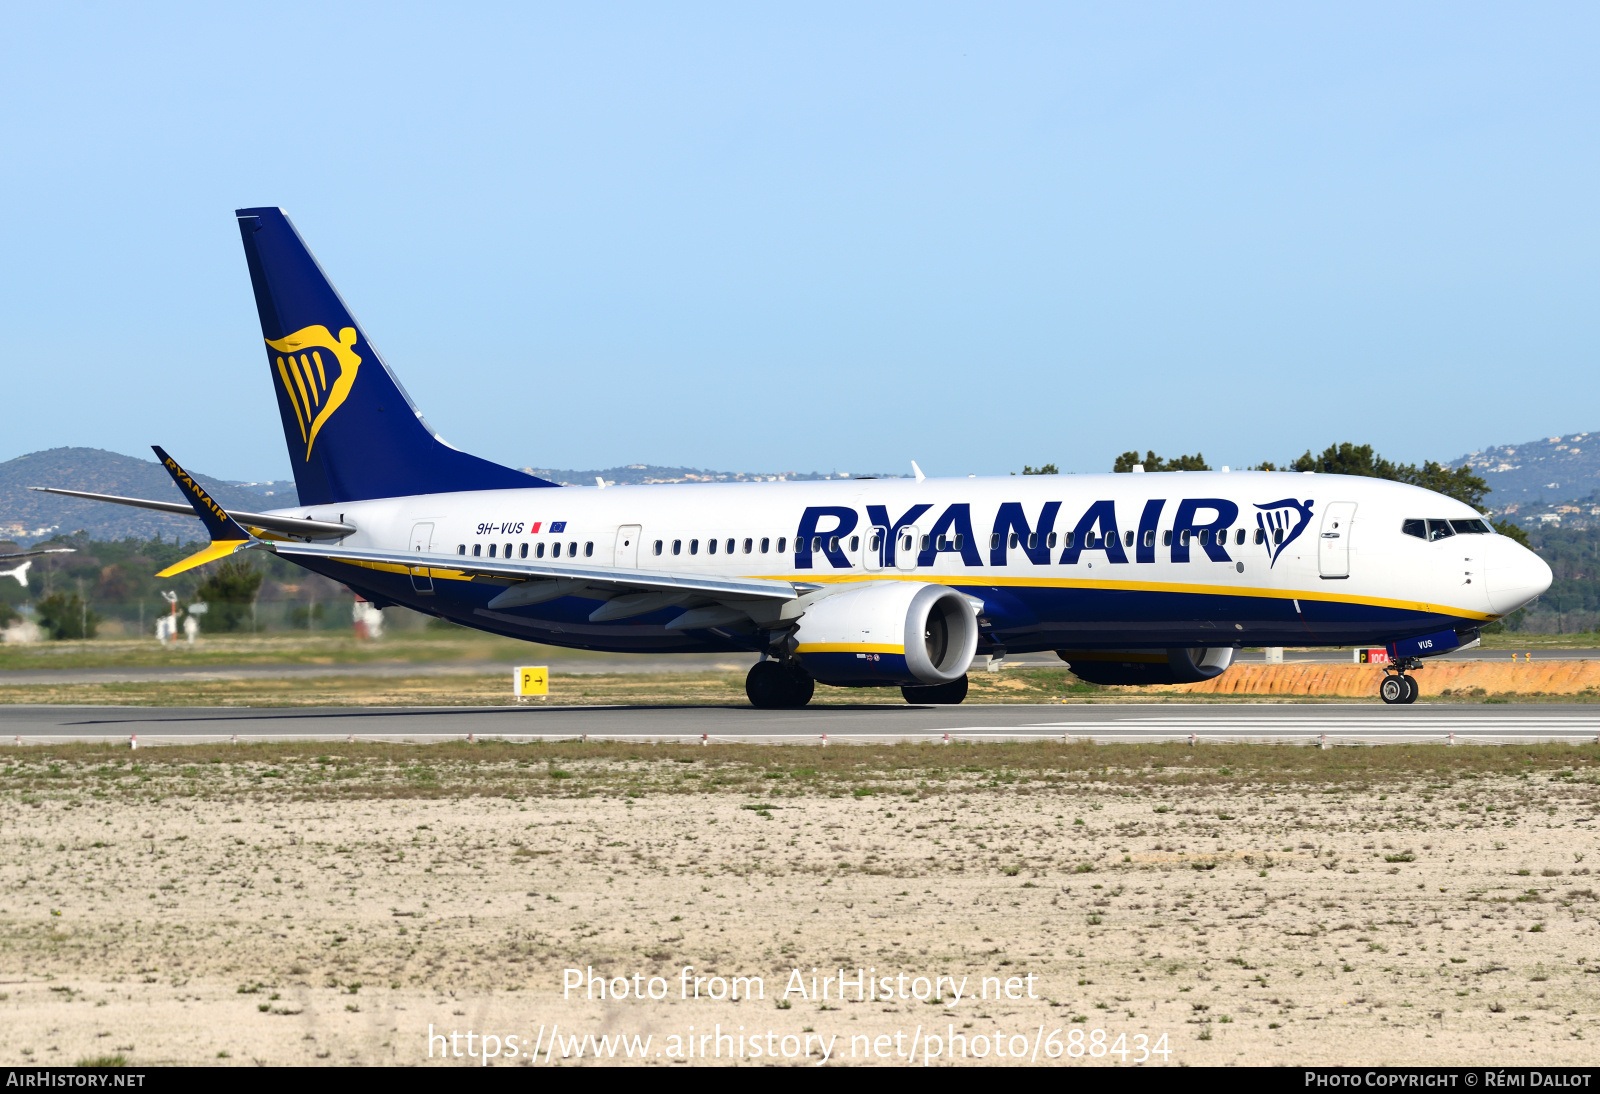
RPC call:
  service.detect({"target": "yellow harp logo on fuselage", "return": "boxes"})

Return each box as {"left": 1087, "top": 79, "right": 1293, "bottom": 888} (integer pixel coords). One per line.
{"left": 267, "top": 325, "right": 362, "bottom": 461}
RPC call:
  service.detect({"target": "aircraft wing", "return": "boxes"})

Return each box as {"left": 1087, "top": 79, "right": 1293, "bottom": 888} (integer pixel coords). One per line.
{"left": 29, "top": 487, "right": 354, "bottom": 539}
{"left": 272, "top": 540, "right": 813, "bottom": 604}
{"left": 0, "top": 548, "right": 75, "bottom": 562}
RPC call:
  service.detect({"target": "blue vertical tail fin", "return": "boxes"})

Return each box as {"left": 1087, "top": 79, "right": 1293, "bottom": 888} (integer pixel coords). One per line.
{"left": 235, "top": 207, "right": 556, "bottom": 505}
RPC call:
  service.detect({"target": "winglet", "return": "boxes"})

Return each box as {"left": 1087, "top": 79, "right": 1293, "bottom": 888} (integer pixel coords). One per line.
{"left": 151, "top": 446, "right": 260, "bottom": 577}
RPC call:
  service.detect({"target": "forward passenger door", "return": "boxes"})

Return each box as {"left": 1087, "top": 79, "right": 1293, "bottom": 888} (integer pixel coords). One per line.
{"left": 614, "top": 525, "right": 642, "bottom": 568}
{"left": 1318, "top": 502, "right": 1356, "bottom": 579}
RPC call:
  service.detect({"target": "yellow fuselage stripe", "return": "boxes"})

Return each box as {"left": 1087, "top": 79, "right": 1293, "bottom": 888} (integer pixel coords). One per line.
{"left": 754, "top": 572, "right": 1498, "bottom": 621}
{"left": 304, "top": 561, "right": 1494, "bottom": 622}
{"left": 795, "top": 642, "right": 905, "bottom": 655}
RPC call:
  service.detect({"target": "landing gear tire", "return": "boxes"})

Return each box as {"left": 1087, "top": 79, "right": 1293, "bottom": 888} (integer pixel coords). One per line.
{"left": 1380, "top": 674, "right": 1418, "bottom": 705}
{"left": 1379, "top": 675, "right": 1408, "bottom": 705}
{"left": 746, "top": 661, "right": 815, "bottom": 709}
{"left": 902, "top": 675, "right": 969, "bottom": 705}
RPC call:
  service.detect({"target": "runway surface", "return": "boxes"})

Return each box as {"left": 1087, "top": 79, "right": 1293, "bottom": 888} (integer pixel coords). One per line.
{"left": 5, "top": 701, "right": 1599, "bottom": 745}
{"left": 0, "top": 647, "right": 1584, "bottom": 686}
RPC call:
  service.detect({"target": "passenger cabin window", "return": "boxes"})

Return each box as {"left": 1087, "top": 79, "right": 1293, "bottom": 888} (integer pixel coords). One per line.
{"left": 1048, "top": 532, "right": 1058, "bottom": 548}
{"left": 457, "top": 544, "right": 465, "bottom": 555}
{"left": 653, "top": 540, "right": 663, "bottom": 556}
{"left": 708, "top": 539, "right": 717, "bottom": 554}
{"left": 777, "top": 537, "right": 787, "bottom": 553}
{"left": 1273, "top": 527, "right": 1283, "bottom": 544}
{"left": 1124, "top": 530, "right": 1134, "bottom": 547}
{"left": 744, "top": 538, "right": 754, "bottom": 554}
{"left": 1063, "top": 531, "right": 1074, "bottom": 549}
{"left": 1009, "top": 532, "right": 1019, "bottom": 549}
{"left": 1162, "top": 531, "right": 1172, "bottom": 547}
{"left": 867, "top": 533, "right": 879, "bottom": 551}
{"left": 568, "top": 542, "right": 577, "bottom": 556}
{"left": 920, "top": 535, "right": 930, "bottom": 551}
{"left": 849, "top": 535, "right": 859, "bottom": 552}
{"left": 473, "top": 544, "right": 482, "bottom": 557}
{"left": 726, "top": 538, "right": 735, "bottom": 554}
{"left": 488, "top": 544, "right": 496, "bottom": 558}
{"left": 1178, "top": 530, "right": 1190, "bottom": 546}
{"left": 519, "top": 543, "right": 528, "bottom": 559}
{"left": 536, "top": 542, "right": 545, "bottom": 558}
{"left": 504, "top": 542, "right": 511, "bottom": 558}
{"left": 1450, "top": 519, "right": 1492, "bottom": 535}
{"left": 761, "top": 537, "right": 770, "bottom": 553}
{"left": 991, "top": 533, "right": 1001, "bottom": 550}
{"left": 1254, "top": 528, "right": 1265, "bottom": 544}
{"left": 1235, "top": 528, "right": 1246, "bottom": 545}
{"left": 584, "top": 541, "right": 594, "bottom": 557}
{"left": 690, "top": 539, "right": 699, "bottom": 555}
{"left": 1143, "top": 530, "right": 1154, "bottom": 548}
{"left": 1199, "top": 529, "right": 1210, "bottom": 546}
{"left": 1426, "top": 519, "right": 1456, "bottom": 541}
{"left": 673, "top": 539, "right": 682, "bottom": 555}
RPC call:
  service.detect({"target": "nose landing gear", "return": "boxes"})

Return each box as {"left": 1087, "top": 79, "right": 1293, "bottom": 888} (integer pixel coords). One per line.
{"left": 1378, "top": 659, "right": 1422, "bottom": 704}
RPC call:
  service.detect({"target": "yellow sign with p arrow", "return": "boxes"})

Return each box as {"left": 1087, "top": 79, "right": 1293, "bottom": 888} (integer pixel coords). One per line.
{"left": 515, "top": 666, "right": 549, "bottom": 701}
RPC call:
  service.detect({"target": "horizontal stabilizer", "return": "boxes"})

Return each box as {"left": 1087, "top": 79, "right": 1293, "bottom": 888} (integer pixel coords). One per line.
{"left": 29, "top": 487, "right": 353, "bottom": 539}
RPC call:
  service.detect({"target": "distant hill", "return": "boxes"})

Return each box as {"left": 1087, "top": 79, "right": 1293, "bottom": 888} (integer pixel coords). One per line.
{"left": 0, "top": 448, "right": 298, "bottom": 545}
{"left": 1451, "top": 432, "right": 1600, "bottom": 509}
{"left": 0, "top": 449, "right": 898, "bottom": 544}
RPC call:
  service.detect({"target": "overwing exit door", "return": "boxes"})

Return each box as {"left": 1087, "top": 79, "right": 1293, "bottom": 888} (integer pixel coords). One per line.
{"left": 895, "top": 526, "right": 920, "bottom": 572}
{"left": 863, "top": 526, "right": 888, "bottom": 572}
{"left": 1318, "top": 503, "right": 1356, "bottom": 579}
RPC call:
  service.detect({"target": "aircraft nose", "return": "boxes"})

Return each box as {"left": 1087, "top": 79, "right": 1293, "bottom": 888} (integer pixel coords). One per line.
{"left": 1484, "top": 535, "right": 1552, "bottom": 618}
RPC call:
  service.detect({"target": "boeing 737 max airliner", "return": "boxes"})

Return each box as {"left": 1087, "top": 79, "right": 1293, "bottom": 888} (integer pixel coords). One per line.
{"left": 34, "top": 208, "right": 1553, "bottom": 707}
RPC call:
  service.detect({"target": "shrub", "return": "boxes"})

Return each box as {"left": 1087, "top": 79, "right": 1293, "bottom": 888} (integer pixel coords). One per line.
{"left": 195, "top": 558, "right": 264, "bottom": 632}
{"left": 35, "top": 592, "right": 97, "bottom": 639}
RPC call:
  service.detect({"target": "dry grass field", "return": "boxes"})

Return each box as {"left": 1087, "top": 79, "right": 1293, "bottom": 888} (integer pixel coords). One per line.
{"left": 0, "top": 740, "right": 1596, "bottom": 1066}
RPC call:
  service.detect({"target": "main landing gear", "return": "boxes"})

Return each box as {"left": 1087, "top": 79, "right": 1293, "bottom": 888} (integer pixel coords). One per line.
{"left": 902, "top": 675, "right": 969, "bottom": 705}
{"left": 746, "top": 660, "right": 815, "bottom": 710}
{"left": 1379, "top": 659, "right": 1423, "bottom": 705}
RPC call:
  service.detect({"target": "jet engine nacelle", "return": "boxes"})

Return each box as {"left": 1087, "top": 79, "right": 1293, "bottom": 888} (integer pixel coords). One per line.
{"left": 1058, "top": 647, "right": 1235, "bottom": 686}
{"left": 793, "top": 581, "right": 979, "bottom": 687}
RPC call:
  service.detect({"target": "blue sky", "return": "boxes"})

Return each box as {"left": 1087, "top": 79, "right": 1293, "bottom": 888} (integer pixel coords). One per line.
{"left": 2, "top": 3, "right": 1597, "bottom": 481}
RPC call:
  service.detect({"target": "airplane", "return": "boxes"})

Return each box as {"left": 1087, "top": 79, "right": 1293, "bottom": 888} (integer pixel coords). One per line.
{"left": 34, "top": 208, "right": 1552, "bottom": 708}
{"left": 0, "top": 548, "right": 76, "bottom": 588}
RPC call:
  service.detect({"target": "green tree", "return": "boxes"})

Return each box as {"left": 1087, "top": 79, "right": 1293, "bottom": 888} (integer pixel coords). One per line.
{"left": 195, "top": 558, "right": 264, "bottom": 633}
{"left": 1285, "top": 443, "right": 1490, "bottom": 509}
{"left": 1490, "top": 519, "right": 1530, "bottom": 549}
{"left": 1113, "top": 450, "right": 1210, "bottom": 473}
{"left": 1021, "top": 463, "right": 1059, "bottom": 475}
{"left": 35, "top": 592, "right": 98, "bottom": 640}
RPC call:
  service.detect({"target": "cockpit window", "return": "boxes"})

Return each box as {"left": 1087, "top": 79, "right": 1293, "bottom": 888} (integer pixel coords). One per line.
{"left": 1450, "top": 518, "right": 1492, "bottom": 535}
{"left": 1401, "top": 519, "right": 1426, "bottom": 539}
{"left": 1426, "top": 519, "right": 1456, "bottom": 541}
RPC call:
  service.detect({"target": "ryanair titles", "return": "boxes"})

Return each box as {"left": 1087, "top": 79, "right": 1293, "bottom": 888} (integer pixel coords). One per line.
{"left": 793, "top": 498, "right": 1315, "bottom": 570}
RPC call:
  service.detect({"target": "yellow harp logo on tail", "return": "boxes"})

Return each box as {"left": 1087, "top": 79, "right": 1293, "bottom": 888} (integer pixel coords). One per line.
{"left": 266, "top": 325, "right": 362, "bottom": 461}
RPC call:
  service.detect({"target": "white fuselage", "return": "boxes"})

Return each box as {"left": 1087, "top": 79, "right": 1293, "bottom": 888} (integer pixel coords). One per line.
{"left": 262, "top": 470, "right": 1551, "bottom": 657}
